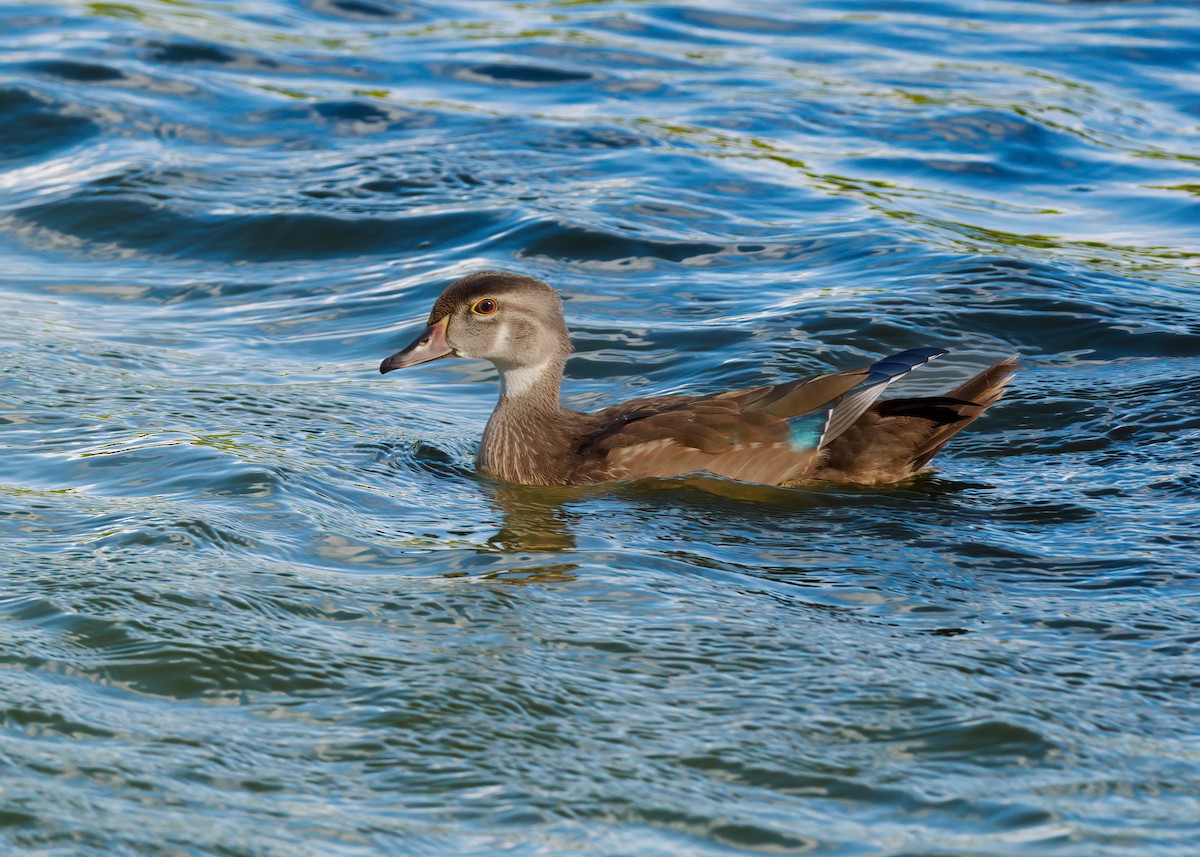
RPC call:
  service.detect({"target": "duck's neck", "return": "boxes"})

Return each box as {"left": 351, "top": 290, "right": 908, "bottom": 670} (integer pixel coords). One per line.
{"left": 479, "top": 358, "right": 579, "bottom": 486}
{"left": 497, "top": 357, "right": 563, "bottom": 404}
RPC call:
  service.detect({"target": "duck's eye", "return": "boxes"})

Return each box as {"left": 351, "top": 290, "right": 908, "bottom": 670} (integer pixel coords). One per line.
{"left": 471, "top": 297, "right": 499, "bottom": 316}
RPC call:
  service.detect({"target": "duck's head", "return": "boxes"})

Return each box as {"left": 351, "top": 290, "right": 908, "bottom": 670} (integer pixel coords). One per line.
{"left": 379, "top": 272, "right": 572, "bottom": 379}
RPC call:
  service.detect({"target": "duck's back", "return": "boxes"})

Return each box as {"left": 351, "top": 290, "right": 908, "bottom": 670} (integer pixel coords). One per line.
{"left": 567, "top": 349, "right": 1015, "bottom": 487}
{"left": 572, "top": 393, "right": 822, "bottom": 485}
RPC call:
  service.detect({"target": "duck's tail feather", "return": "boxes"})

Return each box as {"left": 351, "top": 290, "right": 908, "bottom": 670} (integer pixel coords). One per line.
{"left": 947, "top": 353, "right": 1018, "bottom": 409}
{"left": 903, "top": 354, "right": 1018, "bottom": 470}
{"left": 815, "top": 354, "right": 1017, "bottom": 484}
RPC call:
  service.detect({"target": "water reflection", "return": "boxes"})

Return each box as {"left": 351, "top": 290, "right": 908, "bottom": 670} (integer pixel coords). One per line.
{"left": 484, "top": 482, "right": 578, "bottom": 553}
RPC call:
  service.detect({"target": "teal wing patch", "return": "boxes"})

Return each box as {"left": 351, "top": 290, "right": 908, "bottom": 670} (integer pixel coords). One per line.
{"left": 788, "top": 411, "right": 830, "bottom": 451}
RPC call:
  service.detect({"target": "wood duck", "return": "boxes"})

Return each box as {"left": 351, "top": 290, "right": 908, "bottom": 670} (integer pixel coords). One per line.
{"left": 380, "top": 272, "right": 1016, "bottom": 487}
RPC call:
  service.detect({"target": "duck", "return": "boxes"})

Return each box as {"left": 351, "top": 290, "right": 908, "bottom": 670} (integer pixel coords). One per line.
{"left": 379, "top": 272, "right": 1016, "bottom": 488}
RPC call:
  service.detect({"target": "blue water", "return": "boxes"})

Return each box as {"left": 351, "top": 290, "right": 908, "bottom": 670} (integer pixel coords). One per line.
{"left": 2, "top": 1, "right": 1199, "bottom": 854}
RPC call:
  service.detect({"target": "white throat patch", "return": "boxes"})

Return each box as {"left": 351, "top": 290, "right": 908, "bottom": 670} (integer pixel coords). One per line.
{"left": 499, "top": 359, "right": 554, "bottom": 399}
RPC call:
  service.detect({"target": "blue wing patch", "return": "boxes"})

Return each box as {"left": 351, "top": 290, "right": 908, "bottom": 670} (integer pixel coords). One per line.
{"left": 788, "top": 411, "right": 829, "bottom": 451}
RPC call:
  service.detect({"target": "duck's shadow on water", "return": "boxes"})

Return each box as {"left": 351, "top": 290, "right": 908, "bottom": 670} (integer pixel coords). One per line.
{"left": 478, "top": 472, "right": 990, "bottom": 560}
{"left": 385, "top": 437, "right": 993, "bottom": 580}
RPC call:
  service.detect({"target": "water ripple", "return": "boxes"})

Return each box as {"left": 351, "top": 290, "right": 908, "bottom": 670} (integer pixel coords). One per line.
{"left": 2, "top": 0, "right": 1199, "bottom": 854}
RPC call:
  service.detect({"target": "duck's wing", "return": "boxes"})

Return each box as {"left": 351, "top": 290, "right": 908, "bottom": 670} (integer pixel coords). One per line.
{"left": 816, "top": 354, "right": 1018, "bottom": 483}
{"left": 576, "top": 394, "right": 809, "bottom": 484}
{"left": 574, "top": 348, "right": 947, "bottom": 485}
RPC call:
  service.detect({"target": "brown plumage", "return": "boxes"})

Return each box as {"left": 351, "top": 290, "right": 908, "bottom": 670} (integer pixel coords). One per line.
{"left": 380, "top": 272, "right": 1016, "bottom": 488}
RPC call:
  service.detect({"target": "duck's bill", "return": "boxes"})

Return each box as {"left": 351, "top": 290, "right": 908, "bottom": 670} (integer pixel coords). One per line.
{"left": 379, "top": 317, "right": 452, "bottom": 373}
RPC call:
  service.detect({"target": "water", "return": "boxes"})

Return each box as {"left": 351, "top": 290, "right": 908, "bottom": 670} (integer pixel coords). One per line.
{"left": 2, "top": 0, "right": 1199, "bottom": 854}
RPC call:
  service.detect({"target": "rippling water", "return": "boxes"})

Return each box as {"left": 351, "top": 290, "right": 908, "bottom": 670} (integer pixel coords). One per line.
{"left": 3, "top": 0, "right": 1199, "bottom": 854}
